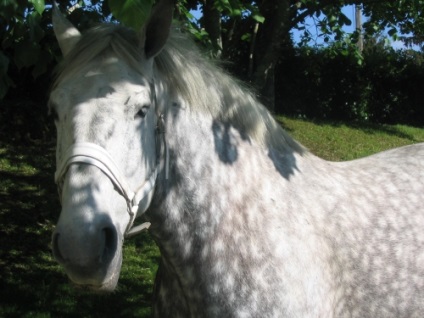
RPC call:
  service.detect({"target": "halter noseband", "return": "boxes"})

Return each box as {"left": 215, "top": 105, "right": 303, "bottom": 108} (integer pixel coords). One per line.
{"left": 54, "top": 113, "right": 168, "bottom": 238}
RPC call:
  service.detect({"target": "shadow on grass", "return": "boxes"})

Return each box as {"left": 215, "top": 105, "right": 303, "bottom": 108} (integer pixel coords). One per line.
{"left": 0, "top": 133, "right": 159, "bottom": 317}
{"left": 278, "top": 116, "right": 421, "bottom": 143}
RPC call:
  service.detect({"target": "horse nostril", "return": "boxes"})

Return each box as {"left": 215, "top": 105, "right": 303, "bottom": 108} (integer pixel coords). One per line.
{"left": 101, "top": 227, "right": 117, "bottom": 264}
{"left": 52, "top": 232, "right": 66, "bottom": 264}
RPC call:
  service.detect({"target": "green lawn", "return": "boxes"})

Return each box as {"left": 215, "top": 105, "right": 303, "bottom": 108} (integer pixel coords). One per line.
{"left": 278, "top": 116, "right": 424, "bottom": 161}
{"left": 1, "top": 116, "right": 423, "bottom": 317}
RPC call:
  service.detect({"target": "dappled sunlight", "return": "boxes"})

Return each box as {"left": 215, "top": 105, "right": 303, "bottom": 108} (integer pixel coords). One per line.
{"left": 5, "top": 2, "right": 420, "bottom": 316}
{"left": 0, "top": 137, "right": 158, "bottom": 317}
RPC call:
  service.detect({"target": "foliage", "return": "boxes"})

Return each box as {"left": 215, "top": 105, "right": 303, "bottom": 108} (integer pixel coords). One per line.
{"left": 0, "top": 0, "right": 110, "bottom": 101}
{"left": 1, "top": 0, "right": 424, "bottom": 123}
{"left": 109, "top": 0, "right": 154, "bottom": 29}
{"left": 0, "top": 0, "right": 48, "bottom": 99}
{"left": 361, "top": 0, "right": 424, "bottom": 49}
{"left": 276, "top": 41, "right": 424, "bottom": 126}
{"left": 179, "top": 0, "right": 424, "bottom": 111}
{"left": 294, "top": 0, "right": 424, "bottom": 52}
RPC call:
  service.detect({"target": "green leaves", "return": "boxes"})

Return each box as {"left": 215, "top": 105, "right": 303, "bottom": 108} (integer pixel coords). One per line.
{"left": 0, "top": 52, "right": 12, "bottom": 99}
{"left": 0, "top": 0, "right": 48, "bottom": 99}
{"left": 29, "top": 0, "right": 45, "bottom": 15}
{"left": 13, "top": 41, "right": 41, "bottom": 70}
{"left": 216, "top": 0, "right": 241, "bottom": 17}
{"left": 387, "top": 27, "right": 398, "bottom": 39}
{"left": 247, "top": 4, "right": 264, "bottom": 23}
{"left": 251, "top": 13, "right": 265, "bottom": 24}
{"left": 108, "top": 0, "right": 154, "bottom": 30}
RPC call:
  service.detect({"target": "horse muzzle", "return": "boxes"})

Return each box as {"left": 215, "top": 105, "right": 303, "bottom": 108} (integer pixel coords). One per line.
{"left": 52, "top": 210, "right": 123, "bottom": 292}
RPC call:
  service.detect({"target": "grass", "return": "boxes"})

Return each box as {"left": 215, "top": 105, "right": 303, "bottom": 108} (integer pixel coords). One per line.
{"left": 1, "top": 116, "right": 423, "bottom": 317}
{"left": 0, "top": 139, "right": 160, "bottom": 317}
{"left": 278, "top": 116, "right": 424, "bottom": 161}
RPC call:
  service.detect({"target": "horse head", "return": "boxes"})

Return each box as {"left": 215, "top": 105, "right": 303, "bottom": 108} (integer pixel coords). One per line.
{"left": 50, "top": 0, "right": 173, "bottom": 292}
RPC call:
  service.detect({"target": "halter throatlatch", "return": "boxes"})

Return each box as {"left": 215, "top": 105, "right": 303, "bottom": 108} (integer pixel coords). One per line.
{"left": 54, "top": 114, "right": 168, "bottom": 238}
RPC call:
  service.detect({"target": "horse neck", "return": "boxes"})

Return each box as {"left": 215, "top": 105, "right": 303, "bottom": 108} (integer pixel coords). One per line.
{"left": 147, "top": 99, "right": 312, "bottom": 314}
{"left": 152, "top": 96, "right": 306, "bottom": 217}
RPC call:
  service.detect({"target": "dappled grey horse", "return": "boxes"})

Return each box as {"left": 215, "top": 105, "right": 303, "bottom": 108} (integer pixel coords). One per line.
{"left": 50, "top": 1, "right": 424, "bottom": 317}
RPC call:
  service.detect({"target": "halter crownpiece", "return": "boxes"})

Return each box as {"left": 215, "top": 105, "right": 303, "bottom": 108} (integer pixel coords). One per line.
{"left": 54, "top": 113, "right": 169, "bottom": 238}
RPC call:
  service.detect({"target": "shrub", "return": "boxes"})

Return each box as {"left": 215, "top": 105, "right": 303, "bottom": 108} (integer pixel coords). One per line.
{"left": 276, "top": 43, "right": 424, "bottom": 126}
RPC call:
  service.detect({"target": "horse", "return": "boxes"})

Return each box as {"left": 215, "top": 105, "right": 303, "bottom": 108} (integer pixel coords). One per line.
{"left": 50, "top": 1, "right": 424, "bottom": 317}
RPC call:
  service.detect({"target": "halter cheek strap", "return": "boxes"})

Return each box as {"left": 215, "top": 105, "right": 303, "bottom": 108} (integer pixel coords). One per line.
{"left": 54, "top": 114, "right": 169, "bottom": 238}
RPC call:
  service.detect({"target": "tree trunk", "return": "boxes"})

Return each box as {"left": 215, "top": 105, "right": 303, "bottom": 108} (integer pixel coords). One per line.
{"left": 202, "top": 0, "right": 222, "bottom": 57}
{"left": 251, "top": 0, "right": 291, "bottom": 112}
{"left": 355, "top": 5, "right": 363, "bottom": 52}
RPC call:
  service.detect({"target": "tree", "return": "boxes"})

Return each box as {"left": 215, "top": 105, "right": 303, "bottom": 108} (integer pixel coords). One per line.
{"left": 1, "top": 0, "right": 423, "bottom": 110}
{"left": 361, "top": 0, "right": 424, "bottom": 49}
{"left": 0, "top": 0, "right": 48, "bottom": 99}
{"left": 0, "top": 0, "right": 109, "bottom": 100}
{"left": 187, "top": 0, "right": 424, "bottom": 110}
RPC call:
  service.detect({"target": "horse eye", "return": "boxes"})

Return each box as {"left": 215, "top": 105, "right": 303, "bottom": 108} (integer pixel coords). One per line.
{"left": 135, "top": 105, "right": 150, "bottom": 119}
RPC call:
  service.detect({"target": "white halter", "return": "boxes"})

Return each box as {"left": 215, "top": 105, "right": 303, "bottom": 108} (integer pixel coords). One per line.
{"left": 54, "top": 114, "right": 168, "bottom": 238}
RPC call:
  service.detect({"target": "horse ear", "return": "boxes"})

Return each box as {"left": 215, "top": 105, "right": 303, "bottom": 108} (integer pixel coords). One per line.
{"left": 141, "top": 0, "right": 175, "bottom": 59}
{"left": 52, "top": 2, "right": 81, "bottom": 57}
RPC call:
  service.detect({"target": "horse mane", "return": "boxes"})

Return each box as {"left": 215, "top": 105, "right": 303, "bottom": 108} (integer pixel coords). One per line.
{"left": 155, "top": 31, "right": 304, "bottom": 155}
{"left": 53, "top": 23, "right": 304, "bottom": 155}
